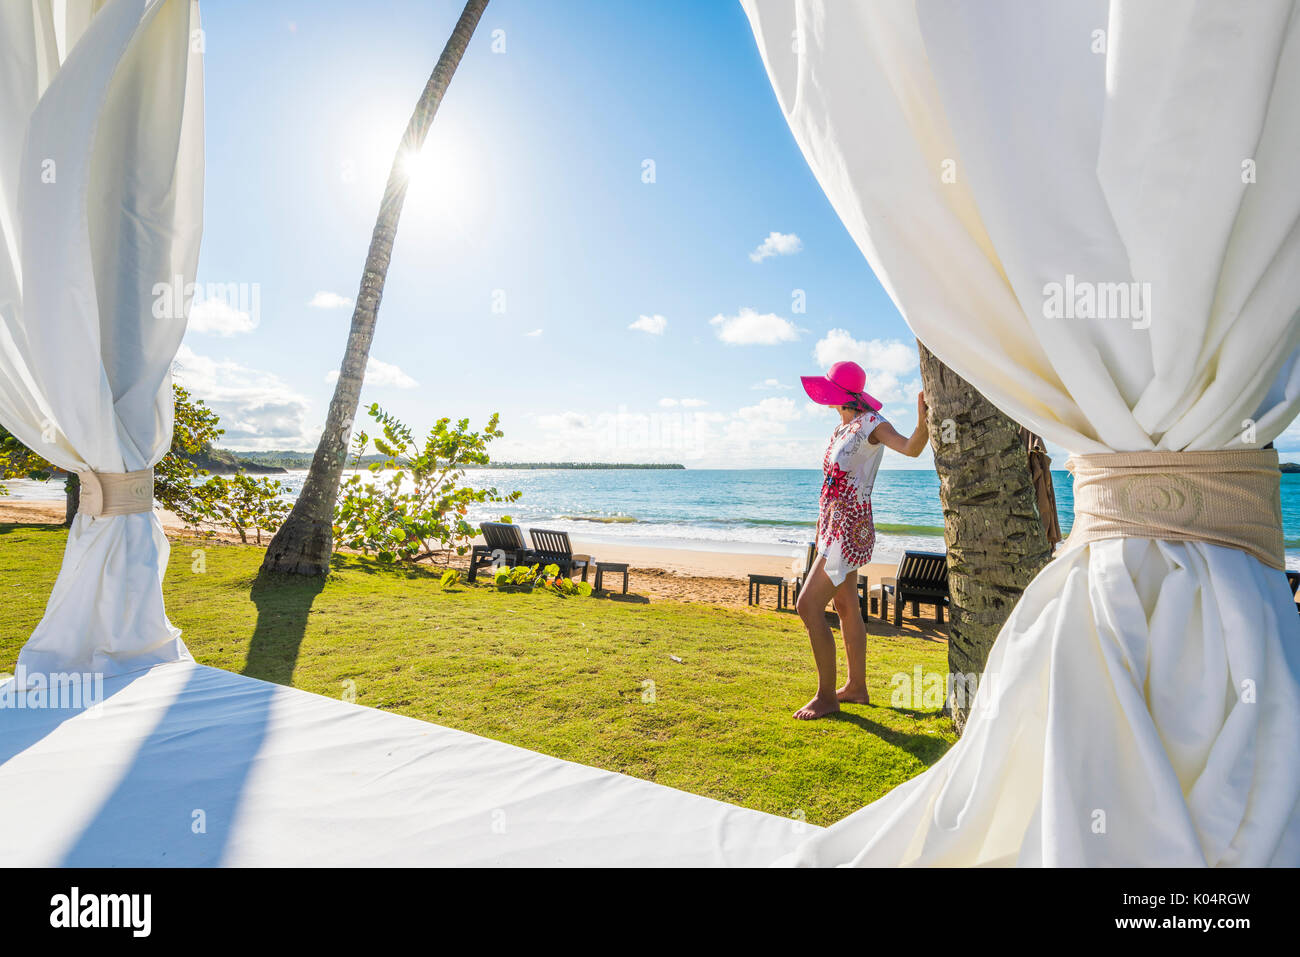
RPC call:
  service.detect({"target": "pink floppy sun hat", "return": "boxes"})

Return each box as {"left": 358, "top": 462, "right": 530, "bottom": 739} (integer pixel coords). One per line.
{"left": 800, "top": 360, "right": 882, "bottom": 411}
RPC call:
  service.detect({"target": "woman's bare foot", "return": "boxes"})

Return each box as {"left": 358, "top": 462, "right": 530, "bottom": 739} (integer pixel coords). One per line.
{"left": 836, "top": 683, "right": 870, "bottom": 705}
{"left": 793, "top": 693, "right": 840, "bottom": 720}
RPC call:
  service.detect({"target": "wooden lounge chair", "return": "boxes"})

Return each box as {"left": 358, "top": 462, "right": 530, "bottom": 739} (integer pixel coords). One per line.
{"left": 528, "top": 528, "right": 591, "bottom": 581}
{"left": 790, "top": 540, "right": 871, "bottom": 618}
{"left": 871, "top": 550, "right": 950, "bottom": 625}
{"left": 790, "top": 541, "right": 817, "bottom": 602}
{"left": 468, "top": 522, "right": 536, "bottom": 582}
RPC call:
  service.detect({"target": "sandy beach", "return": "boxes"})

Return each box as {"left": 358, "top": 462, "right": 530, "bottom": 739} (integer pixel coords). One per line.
{"left": 0, "top": 497, "right": 945, "bottom": 634}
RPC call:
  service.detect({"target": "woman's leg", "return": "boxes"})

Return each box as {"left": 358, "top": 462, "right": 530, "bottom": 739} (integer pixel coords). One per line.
{"left": 793, "top": 558, "right": 842, "bottom": 719}
{"left": 832, "top": 572, "right": 870, "bottom": 704}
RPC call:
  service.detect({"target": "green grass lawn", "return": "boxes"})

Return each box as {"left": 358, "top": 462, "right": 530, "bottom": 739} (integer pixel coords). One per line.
{"left": 0, "top": 522, "right": 956, "bottom": 826}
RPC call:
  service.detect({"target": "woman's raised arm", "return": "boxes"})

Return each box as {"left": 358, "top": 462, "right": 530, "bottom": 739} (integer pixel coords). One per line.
{"left": 869, "top": 392, "right": 929, "bottom": 458}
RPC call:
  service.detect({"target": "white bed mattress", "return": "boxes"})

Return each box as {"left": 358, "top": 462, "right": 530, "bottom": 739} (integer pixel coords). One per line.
{"left": 0, "top": 662, "right": 814, "bottom": 866}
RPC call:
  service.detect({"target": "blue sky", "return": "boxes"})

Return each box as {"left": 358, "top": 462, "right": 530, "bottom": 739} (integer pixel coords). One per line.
{"left": 179, "top": 0, "right": 942, "bottom": 469}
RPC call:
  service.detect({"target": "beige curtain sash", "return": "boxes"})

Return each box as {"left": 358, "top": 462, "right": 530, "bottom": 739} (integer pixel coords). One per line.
{"left": 1064, "top": 449, "right": 1284, "bottom": 570}
{"left": 76, "top": 468, "right": 155, "bottom": 518}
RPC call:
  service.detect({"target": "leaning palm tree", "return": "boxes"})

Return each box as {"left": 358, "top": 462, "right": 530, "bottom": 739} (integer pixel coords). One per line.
{"left": 916, "top": 341, "right": 1055, "bottom": 733}
{"left": 263, "top": 0, "right": 490, "bottom": 576}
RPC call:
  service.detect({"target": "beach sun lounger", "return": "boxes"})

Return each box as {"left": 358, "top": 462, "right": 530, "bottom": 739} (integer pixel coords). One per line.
{"left": 870, "top": 550, "right": 950, "bottom": 625}
{"left": 468, "top": 522, "right": 536, "bottom": 582}
{"left": 787, "top": 541, "right": 873, "bottom": 619}
{"left": 528, "top": 528, "right": 591, "bottom": 581}
{"left": 791, "top": 542, "right": 817, "bottom": 603}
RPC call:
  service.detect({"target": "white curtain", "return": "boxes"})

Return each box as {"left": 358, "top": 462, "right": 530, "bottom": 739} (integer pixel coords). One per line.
{"left": 0, "top": 0, "right": 203, "bottom": 679}
{"left": 743, "top": 0, "right": 1300, "bottom": 865}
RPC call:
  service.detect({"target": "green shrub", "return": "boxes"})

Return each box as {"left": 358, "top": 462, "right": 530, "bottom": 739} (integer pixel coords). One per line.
{"left": 334, "top": 404, "right": 522, "bottom": 564}
{"left": 488, "top": 563, "right": 594, "bottom": 598}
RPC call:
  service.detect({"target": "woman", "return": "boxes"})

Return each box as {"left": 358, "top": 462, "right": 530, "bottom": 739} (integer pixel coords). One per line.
{"left": 793, "top": 360, "right": 930, "bottom": 720}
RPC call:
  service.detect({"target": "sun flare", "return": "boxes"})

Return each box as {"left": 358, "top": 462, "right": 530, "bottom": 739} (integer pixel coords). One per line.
{"left": 388, "top": 138, "right": 477, "bottom": 223}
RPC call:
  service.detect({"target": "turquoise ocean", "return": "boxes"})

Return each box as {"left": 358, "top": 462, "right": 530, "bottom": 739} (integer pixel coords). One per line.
{"left": 327, "top": 467, "right": 1300, "bottom": 567}
{"left": 8, "top": 468, "right": 1300, "bottom": 568}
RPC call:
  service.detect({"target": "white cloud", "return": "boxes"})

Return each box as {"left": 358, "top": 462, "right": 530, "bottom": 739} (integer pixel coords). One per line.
{"left": 525, "top": 328, "right": 543, "bottom": 337}
{"left": 737, "top": 396, "right": 802, "bottom": 422}
{"left": 173, "top": 345, "right": 317, "bottom": 451}
{"left": 749, "top": 231, "right": 803, "bottom": 263}
{"left": 1274, "top": 419, "right": 1300, "bottom": 460}
{"left": 501, "top": 382, "right": 936, "bottom": 468}
{"left": 811, "top": 330, "right": 921, "bottom": 406}
{"left": 536, "top": 411, "right": 591, "bottom": 431}
{"left": 629, "top": 314, "right": 668, "bottom": 335}
{"left": 325, "top": 356, "right": 418, "bottom": 389}
{"left": 308, "top": 291, "right": 353, "bottom": 310}
{"left": 659, "top": 397, "right": 707, "bottom": 408}
{"left": 813, "top": 329, "right": 916, "bottom": 375}
{"left": 496, "top": 400, "right": 830, "bottom": 468}
{"left": 710, "top": 308, "right": 800, "bottom": 346}
{"left": 753, "top": 378, "right": 792, "bottom": 391}
{"left": 189, "top": 298, "right": 257, "bottom": 337}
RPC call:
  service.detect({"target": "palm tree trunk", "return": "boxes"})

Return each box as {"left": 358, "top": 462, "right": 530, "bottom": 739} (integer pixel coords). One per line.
{"left": 916, "top": 341, "right": 1053, "bottom": 733}
{"left": 64, "top": 472, "right": 78, "bottom": 526}
{"left": 262, "top": 0, "right": 489, "bottom": 575}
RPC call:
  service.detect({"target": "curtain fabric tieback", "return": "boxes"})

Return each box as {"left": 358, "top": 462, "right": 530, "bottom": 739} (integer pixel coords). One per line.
{"left": 1065, "top": 449, "right": 1285, "bottom": 570}
{"left": 76, "top": 468, "right": 155, "bottom": 518}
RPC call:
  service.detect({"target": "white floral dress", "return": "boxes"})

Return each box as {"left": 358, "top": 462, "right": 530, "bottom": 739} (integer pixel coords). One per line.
{"left": 817, "top": 410, "right": 888, "bottom": 586}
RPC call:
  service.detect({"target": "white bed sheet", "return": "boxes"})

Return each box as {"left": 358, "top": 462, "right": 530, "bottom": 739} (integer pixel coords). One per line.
{"left": 0, "top": 662, "right": 813, "bottom": 866}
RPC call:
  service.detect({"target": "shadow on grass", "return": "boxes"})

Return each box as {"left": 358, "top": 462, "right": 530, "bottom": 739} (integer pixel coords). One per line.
{"left": 336, "top": 554, "right": 451, "bottom": 580}
{"left": 774, "top": 607, "right": 948, "bottom": 643}
{"left": 601, "top": 592, "right": 650, "bottom": 604}
{"left": 826, "top": 708, "right": 953, "bottom": 765}
{"left": 242, "top": 568, "right": 327, "bottom": 686}
{"left": 837, "top": 612, "right": 948, "bottom": 642}
{"left": 866, "top": 623, "right": 948, "bottom": 643}
{"left": 0, "top": 522, "right": 63, "bottom": 536}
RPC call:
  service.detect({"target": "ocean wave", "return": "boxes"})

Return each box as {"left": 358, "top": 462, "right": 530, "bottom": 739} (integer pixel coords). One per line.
{"left": 713, "top": 517, "right": 817, "bottom": 528}
{"left": 556, "top": 514, "right": 638, "bottom": 524}
{"left": 705, "top": 517, "right": 946, "bottom": 536}
{"left": 875, "top": 522, "right": 947, "bottom": 536}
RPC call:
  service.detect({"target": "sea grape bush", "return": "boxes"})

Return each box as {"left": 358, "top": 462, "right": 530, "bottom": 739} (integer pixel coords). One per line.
{"left": 334, "top": 403, "right": 521, "bottom": 564}
{"left": 153, "top": 383, "right": 225, "bottom": 522}
{"left": 199, "top": 473, "right": 291, "bottom": 544}
{"left": 490, "top": 563, "right": 594, "bottom": 597}
{"left": 157, "top": 386, "right": 290, "bottom": 541}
